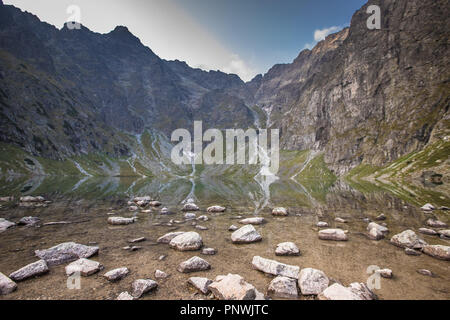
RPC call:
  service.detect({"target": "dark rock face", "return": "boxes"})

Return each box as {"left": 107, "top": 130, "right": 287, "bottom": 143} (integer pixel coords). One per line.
{"left": 0, "top": 0, "right": 447, "bottom": 174}
{"left": 250, "top": 0, "right": 449, "bottom": 174}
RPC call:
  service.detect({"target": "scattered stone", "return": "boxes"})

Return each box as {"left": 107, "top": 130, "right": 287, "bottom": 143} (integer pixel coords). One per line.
{"left": 367, "top": 222, "right": 389, "bottom": 234}
{"left": 275, "top": 242, "right": 300, "bottom": 256}
{"left": 298, "top": 268, "right": 329, "bottom": 295}
{"left": 107, "top": 216, "right": 136, "bottom": 225}
{"left": 252, "top": 256, "right": 299, "bottom": 279}
{"left": 195, "top": 225, "right": 208, "bottom": 231}
{"left": 197, "top": 215, "right": 209, "bottom": 222}
{"left": 201, "top": 248, "right": 217, "bottom": 255}
{"left": 421, "top": 203, "right": 435, "bottom": 211}
{"left": 368, "top": 227, "right": 385, "bottom": 240}
{"left": 207, "top": 206, "right": 226, "bottom": 213}
{"left": 9, "top": 260, "right": 49, "bottom": 281}
{"left": 272, "top": 207, "right": 288, "bottom": 216}
{"left": 135, "top": 200, "right": 148, "bottom": 207}
{"left": 18, "top": 216, "right": 40, "bottom": 226}
{"left": 157, "top": 232, "right": 186, "bottom": 244}
{"left": 149, "top": 201, "right": 162, "bottom": 207}
{"left": 117, "top": 291, "right": 134, "bottom": 300}
{"left": 228, "top": 225, "right": 238, "bottom": 231}
{"left": 183, "top": 203, "right": 199, "bottom": 211}
{"left": 417, "top": 269, "right": 433, "bottom": 277}
{"left": 231, "top": 225, "right": 262, "bottom": 244}
{"left": 426, "top": 219, "right": 448, "bottom": 228}
{"left": 129, "top": 237, "right": 146, "bottom": 243}
{"left": 239, "top": 217, "right": 265, "bottom": 225}
{"left": 375, "top": 268, "right": 393, "bottom": 279}
{"left": 129, "top": 206, "right": 139, "bottom": 212}
{"left": 335, "top": 218, "right": 347, "bottom": 223}
{"left": 375, "top": 214, "right": 386, "bottom": 221}
{"left": 35, "top": 242, "right": 99, "bottom": 266}
{"left": 268, "top": 276, "right": 298, "bottom": 299}
{"left": 318, "top": 229, "right": 348, "bottom": 241}
{"left": 317, "top": 222, "right": 329, "bottom": 228}
{"left": 0, "top": 196, "right": 13, "bottom": 202}
{"left": 133, "top": 196, "right": 152, "bottom": 203}
{"left": 439, "top": 206, "right": 450, "bottom": 211}
{"left": 188, "top": 277, "right": 212, "bottom": 294}
{"left": 155, "top": 270, "right": 169, "bottom": 279}
{"left": 0, "top": 218, "right": 15, "bottom": 232}
{"left": 405, "top": 248, "right": 421, "bottom": 256}
{"left": 418, "top": 228, "right": 438, "bottom": 236}
{"left": 20, "top": 196, "right": 45, "bottom": 203}
{"left": 104, "top": 267, "right": 129, "bottom": 282}
{"left": 0, "top": 272, "right": 17, "bottom": 295}
{"left": 132, "top": 279, "right": 158, "bottom": 298}
{"left": 390, "top": 230, "right": 427, "bottom": 249}
{"left": 141, "top": 209, "right": 152, "bottom": 213}
{"left": 65, "top": 258, "right": 103, "bottom": 276}
{"left": 209, "top": 274, "right": 258, "bottom": 300}
{"left": 438, "top": 230, "right": 450, "bottom": 238}
{"left": 43, "top": 221, "right": 72, "bottom": 226}
{"left": 184, "top": 213, "right": 197, "bottom": 220}
{"left": 177, "top": 256, "right": 211, "bottom": 273}
{"left": 319, "top": 283, "right": 376, "bottom": 300}
{"left": 169, "top": 232, "right": 203, "bottom": 251}
{"left": 422, "top": 245, "right": 450, "bottom": 261}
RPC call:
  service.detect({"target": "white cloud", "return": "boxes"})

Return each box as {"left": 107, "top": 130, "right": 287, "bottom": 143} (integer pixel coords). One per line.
{"left": 303, "top": 25, "right": 343, "bottom": 50}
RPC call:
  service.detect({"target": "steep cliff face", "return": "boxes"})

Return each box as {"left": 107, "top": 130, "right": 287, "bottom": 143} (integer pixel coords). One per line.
{"left": 251, "top": 0, "right": 449, "bottom": 175}
{"left": 0, "top": 3, "right": 254, "bottom": 161}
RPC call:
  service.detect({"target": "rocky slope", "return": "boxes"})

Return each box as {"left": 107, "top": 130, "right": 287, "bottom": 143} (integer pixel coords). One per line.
{"left": 0, "top": 0, "right": 448, "bottom": 181}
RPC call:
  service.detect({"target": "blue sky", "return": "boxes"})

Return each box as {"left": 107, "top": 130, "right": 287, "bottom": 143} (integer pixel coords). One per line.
{"left": 5, "top": 0, "right": 367, "bottom": 81}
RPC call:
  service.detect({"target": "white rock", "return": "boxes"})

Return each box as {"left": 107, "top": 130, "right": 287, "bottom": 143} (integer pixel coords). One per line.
{"left": 177, "top": 256, "right": 211, "bottom": 273}
{"left": 231, "top": 225, "right": 262, "bottom": 244}
{"left": 417, "top": 269, "right": 433, "bottom": 277}
{"left": 228, "top": 225, "right": 238, "bottom": 231}
{"left": 208, "top": 274, "right": 258, "bottom": 300}
{"left": 149, "top": 201, "right": 162, "bottom": 207}
{"left": 117, "top": 291, "right": 134, "bottom": 300}
{"left": 133, "top": 196, "right": 152, "bottom": 202}
{"left": 65, "top": 258, "right": 103, "bottom": 276}
{"left": 318, "top": 229, "right": 348, "bottom": 241}
{"left": 368, "top": 227, "right": 385, "bottom": 240}
{"left": 35, "top": 242, "right": 99, "bottom": 266}
{"left": 132, "top": 279, "right": 158, "bottom": 298}
{"left": 422, "top": 245, "right": 450, "bottom": 261}
{"left": 188, "top": 277, "right": 212, "bottom": 294}
{"left": 183, "top": 203, "right": 199, "bottom": 211}
{"left": 169, "top": 232, "right": 203, "bottom": 251}
{"left": 0, "top": 218, "right": 15, "bottom": 232}
{"left": 157, "top": 232, "right": 186, "bottom": 244}
{"left": 421, "top": 203, "right": 435, "bottom": 211}
{"left": 9, "top": 260, "right": 49, "bottom": 281}
{"left": 201, "top": 248, "right": 217, "bottom": 255}
{"left": 438, "top": 229, "right": 450, "bottom": 238}
{"left": 0, "top": 272, "right": 17, "bottom": 295}
{"left": 275, "top": 242, "right": 300, "bottom": 256}
{"left": 319, "top": 283, "right": 376, "bottom": 300}
{"left": 155, "top": 270, "right": 169, "bottom": 279}
{"left": 375, "top": 268, "right": 393, "bottom": 279}
{"left": 298, "top": 268, "right": 329, "bottom": 295}
{"left": 272, "top": 207, "right": 288, "bottom": 216}
{"left": 367, "top": 222, "right": 389, "bottom": 234}
{"left": 197, "top": 215, "right": 209, "bottom": 221}
{"left": 252, "top": 256, "right": 299, "bottom": 279}
{"left": 207, "top": 206, "right": 226, "bottom": 213}
{"left": 20, "top": 196, "right": 45, "bottom": 203}
{"left": 239, "top": 217, "right": 265, "bottom": 225}
{"left": 268, "top": 276, "right": 298, "bottom": 299}
{"left": 107, "top": 216, "right": 136, "bottom": 225}
{"left": 426, "top": 219, "right": 448, "bottom": 228}
{"left": 335, "top": 218, "right": 347, "bottom": 223}
{"left": 103, "top": 267, "right": 129, "bottom": 282}
{"left": 418, "top": 228, "right": 438, "bottom": 236}
{"left": 0, "top": 196, "right": 13, "bottom": 202}
{"left": 390, "top": 230, "right": 427, "bottom": 249}
{"left": 405, "top": 248, "right": 422, "bottom": 256}
{"left": 18, "top": 216, "right": 40, "bottom": 226}
{"left": 317, "top": 222, "right": 329, "bottom": 228}
{"left": 184, "top": 213, "right": 197, "bottom": 220}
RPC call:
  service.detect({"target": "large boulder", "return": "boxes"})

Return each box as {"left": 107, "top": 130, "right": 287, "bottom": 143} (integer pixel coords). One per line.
{"left": 0, "top": 218, "right": 15, "bottom": 232}
{"left": 231, "top": 225, "right": 262, "bottom": 244}
{"left": 422, "top": 245, "right": 450, "bottom": 261}
{"left": 252, "top": 256, "right": 300, "bottom": 279}
{"left": 390, "top": 230, "right": 427, "bottom": 249}
{"left": 275, "top": 242, "right": 300, "bottom": 256}
{"left": 318, "top": 229, "right": 348, "bottom": 241}
{"left": 268, "top": 276, "right": 298, "bottom": 299}
{"left": 169, "top": 232, "right": 203, "bottom": 251}
{"left": 65, "top": 258, "right": 103, "bottom": 276}
{"left": 35, "top": 242, "right": 99, "bottom": 266}
{"left": 132, "top": 279, "right": 158, "bottom": 298}
{"left": 298, "top": 268, "right": 329, "bottom": 295}
{"left": 177, "top": 256, "right": 211, "bottom": 273}
{"left": 319, "top": 283, "right": 376, "bottom": 300}
{"left": 0, "top": 272, "right": 17, "bottom": 295}
{"left": 208, "top": 274, "right": 257, "bottom": 300}
{"left": 157, "top": 232, "right": 185, "bottom": 244}
{"left": 107, "top": 216, "right": 136, "bottom": 225}
{"left": 9, "top": 260, "right": 49, "bottom": 281}
{"left": 188, "top": 277, "right": 213, "bottom": 294}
